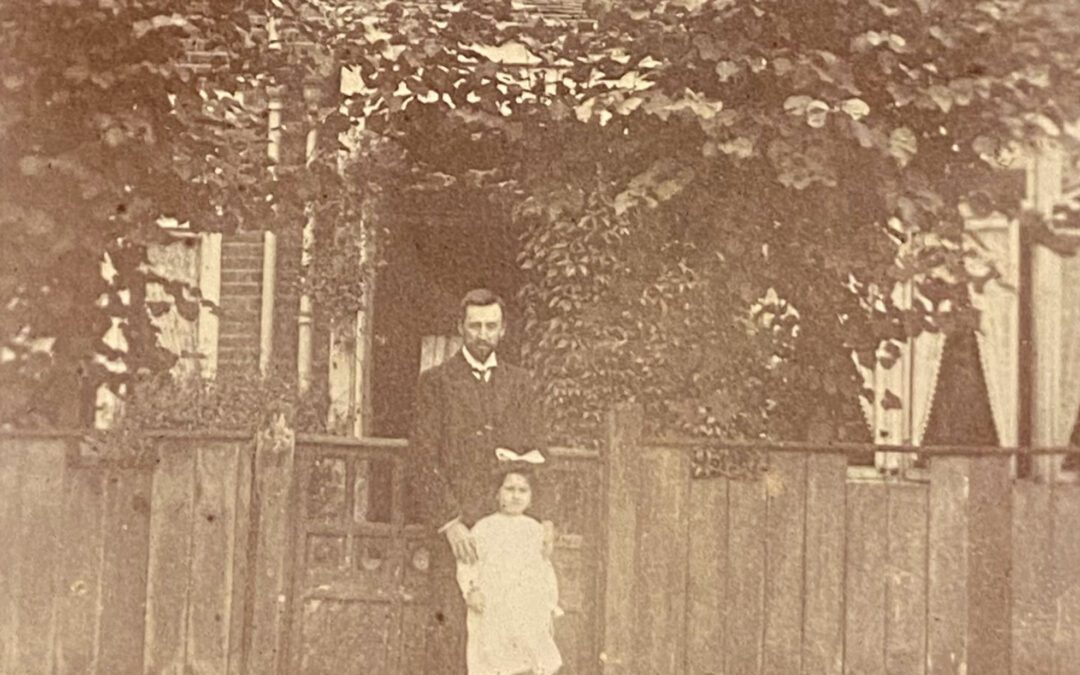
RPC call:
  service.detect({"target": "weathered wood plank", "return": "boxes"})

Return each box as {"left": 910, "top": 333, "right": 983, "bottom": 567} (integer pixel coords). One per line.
{"left": 725, "top": 476, "right": 767, "bottom": 675}
{"left": 228, "top": 442, "right": 254, "bottom": 675}
{"left": 884, "top": 482, "right": 929, "bottom": 675}
{"left": 186, "top": 442, "right": 242, "bottom": 673}
{"left": 249, "top": 421, "right": 297, "bottom": 675}
{"left": 844, "top": 481, "right": 888, "bottom": 675}
{"left": 56, "top": 465, "right": 106, "bottom": 674}
{"left": 967, "top": 457, "right": 1011, "bottom": 675}
{"left": 686, "top": 477, "right": 728, "bottom": 675}
{"left": 1011, "top": 480, "right": 1054, "bottom": 675}
{"left": 399, "top": 602, "right": 429, "bottom": 675}
{"left": 97, "top": 467, "right": 152, "bottom": 674}
{"left": 0, "top": 439, "right": 21, "bottom": 673}
{"left": 801, "top": 455, "right": 847, "bottom": 675}
{"left": 554, "top": 605, "right": 587, "bottom": 675}
{"left": 635, "top": 446, "right": 689, "bottom": 674}
{"left": 1051, "top": 484, "right": 1080, "bottom": 674}
{"left": 576, "top": 458, "right": 603, "bottom": 675}
{"left": 14, "top": 439, "right": 66, "bottom": 673}
{"left": 601, "top": 405, "right": 642, "bottom": 675}
{"left": 144, "top": 440, "right": 196, "bottom": 673}
{"left": 927, "top": 458, "right": 969, "bottom": 675}
{"left": 763, "top": 454, "right": 807, "bottom": 675}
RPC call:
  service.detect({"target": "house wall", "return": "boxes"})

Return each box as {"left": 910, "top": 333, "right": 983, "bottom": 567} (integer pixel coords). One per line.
{"left": 217, "top": 232, "right": 265, "bottom": 372}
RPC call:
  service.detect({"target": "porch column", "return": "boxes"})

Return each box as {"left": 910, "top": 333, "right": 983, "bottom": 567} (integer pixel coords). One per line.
{"left": 327, "top": 224, "right": 376, "bottom": 436}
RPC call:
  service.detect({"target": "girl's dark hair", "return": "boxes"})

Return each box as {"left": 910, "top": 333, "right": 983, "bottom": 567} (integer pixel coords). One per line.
{"left": 492, "top": 463, "right": 536, "bottom": 493}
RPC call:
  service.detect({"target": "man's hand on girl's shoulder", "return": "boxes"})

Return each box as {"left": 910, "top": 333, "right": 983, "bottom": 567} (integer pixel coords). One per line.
{"left": 446, "top": 520, "right": 478, "bottom": 564}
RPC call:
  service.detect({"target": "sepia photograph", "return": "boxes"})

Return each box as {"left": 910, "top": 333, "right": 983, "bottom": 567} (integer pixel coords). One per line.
{"left": 2, "top": 0, "right": 1079, "bottom": 673}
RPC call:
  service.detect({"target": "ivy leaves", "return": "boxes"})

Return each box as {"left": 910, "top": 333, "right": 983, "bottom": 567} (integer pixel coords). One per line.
{"left": 322, "top": 0, "right": 1080, "bottom": 442}
{"left": 0, "top": 0, "right": 296, "bottom": 424}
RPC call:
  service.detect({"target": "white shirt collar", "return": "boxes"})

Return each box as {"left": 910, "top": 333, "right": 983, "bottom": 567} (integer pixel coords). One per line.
{"left": 462, "top": 346, "right": 497, "bottom": 372}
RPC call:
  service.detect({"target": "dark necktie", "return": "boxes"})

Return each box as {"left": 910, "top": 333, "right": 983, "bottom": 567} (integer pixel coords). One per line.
{"left": 472, "top": 366, "right": 493, "bottom": 383}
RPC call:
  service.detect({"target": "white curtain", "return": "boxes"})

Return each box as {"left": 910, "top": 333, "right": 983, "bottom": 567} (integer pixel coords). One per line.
{"left": 856, "top": 285, "right": 946, "bottom": 470}
{"left": 965, "top": 215, "right": 1021, "bottom": 447}
{"left": 1032, "top": 242, "right": 1080, "bottom": 470}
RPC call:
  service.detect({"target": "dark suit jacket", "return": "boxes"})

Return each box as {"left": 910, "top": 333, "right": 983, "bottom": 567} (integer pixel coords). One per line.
{"left": 411, "top": 350, "right": 544, "bottom": 529}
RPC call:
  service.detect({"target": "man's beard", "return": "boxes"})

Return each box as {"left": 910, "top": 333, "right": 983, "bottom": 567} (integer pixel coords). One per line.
{"left": 470, "top": 341, "right": 494, "bottom": 357}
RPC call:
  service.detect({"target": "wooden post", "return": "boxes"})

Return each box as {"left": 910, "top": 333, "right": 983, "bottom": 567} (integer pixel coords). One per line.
{"left": 600, "top": 404, "right": 643, "bottom": 674}
{"left": 246, "top": 416, "right": 297, "bottom": 675}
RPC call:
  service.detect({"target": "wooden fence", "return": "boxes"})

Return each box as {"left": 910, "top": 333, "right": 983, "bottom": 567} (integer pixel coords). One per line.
{"left": 0, "top": 428, "right": 601, "bottom": 675}
{"left": 601, "top": 406, "right": 1080, "bottom": 675}
{"left": 5, "top": 417, "right": 1080, "bottom": 675}
{"left": 0, "top": 432, "right": 254, "bottom": 674}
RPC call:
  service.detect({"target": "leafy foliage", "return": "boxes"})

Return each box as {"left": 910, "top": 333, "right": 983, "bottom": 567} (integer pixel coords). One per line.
{"left": 0, "top": 0, "right": 367, "bottom": 425}
{"left": 330, "top": 0, "right": 1080, "bottom": 442}
{"left": 114, "top": 365, "right": 327, "bottom": 433}
{"left": 5, "top": 0, "right": 1079, "bottom": 443}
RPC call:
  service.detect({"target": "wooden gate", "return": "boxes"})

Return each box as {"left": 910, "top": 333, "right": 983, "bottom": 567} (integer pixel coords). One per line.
{"left": 287, "top": 437, "right": 603, "bottom": 674}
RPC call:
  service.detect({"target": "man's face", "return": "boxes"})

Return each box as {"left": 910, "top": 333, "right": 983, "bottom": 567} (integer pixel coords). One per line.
{"left": 459, "top": 302, "right": 505, "bottom": 361}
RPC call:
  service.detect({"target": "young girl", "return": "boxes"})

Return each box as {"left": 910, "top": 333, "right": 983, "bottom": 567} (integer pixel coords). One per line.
{"left": 456, "top": 457, "right": 563, "bottom": 675}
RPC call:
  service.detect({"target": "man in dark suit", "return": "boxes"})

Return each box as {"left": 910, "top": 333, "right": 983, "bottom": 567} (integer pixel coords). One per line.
{"left": 412, "top": 288, "right": 552, "bottom": 674}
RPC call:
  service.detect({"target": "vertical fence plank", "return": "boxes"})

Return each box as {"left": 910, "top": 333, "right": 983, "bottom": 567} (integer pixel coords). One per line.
{"left": 228, "top": 442, "right": 254, "bottom": 675}
{"left": 845, "top": 482, "right": 888, "bottom": 675}
{"left": 763, "top": 454, "right": 807, "bottom": 675}
{"left": 186, "top": 443, "right": 243, "bottom": 673}
{"left": 582, "top": 456, "right": 604, "bottom": 675}
{"left": 885, "top": 483, "right": 929, "bottom": 675}
{"left": 56, "top": 464, "right": 106, "bottom": 674}
{"left": 725, "top": 477, "right": 767, "bottom": 675}
{"left": 1011, "top": 480, "right": 1054, "bottom": 674}
{"left": 0, "top": 439, "right": 21, "bottom": 673}
{"left": 968, "top": 457, "right": 1012, "bottom": 675}
{"left": 635, "top": 446, "right": 690, "bottom": 674}
{"left": 687, "top": 477, "right": 728, "bottom": 675}
{"left": 144, "top": 440, "right": 196, "bottom": 673}
{"left": 1051, "top": 484, "right": 1080, "bottom": 674}
{"left": 601, "top": 406, "right": 642, "bottom": 675}
{"left": 97, "top": 467, "right": 152, "bottom": 674}
{"left": 801, "top": 455, "right": 846, "bottom": 675}
{"left": 14, "top": 439, "right": 66, "bottom": 673}
{"left": 927, "top": 458, "right": 969, "bottom": 675}
{"left": 248, "top": 421, "right": 297, "bottom": 675}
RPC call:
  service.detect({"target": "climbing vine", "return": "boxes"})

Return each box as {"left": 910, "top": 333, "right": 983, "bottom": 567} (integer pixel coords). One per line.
{"left": 6, "top": 0, "right": 1079, "bottom": 442}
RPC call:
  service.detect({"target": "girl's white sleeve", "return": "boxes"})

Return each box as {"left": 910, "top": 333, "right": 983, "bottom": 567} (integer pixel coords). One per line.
{"left": 456, "top": 560, "right": 479, "bottom": 598}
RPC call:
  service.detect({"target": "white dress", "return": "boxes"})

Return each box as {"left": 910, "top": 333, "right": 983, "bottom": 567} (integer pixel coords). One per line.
{"left": 456, "top": 513, "right": 563, "bottom": 675}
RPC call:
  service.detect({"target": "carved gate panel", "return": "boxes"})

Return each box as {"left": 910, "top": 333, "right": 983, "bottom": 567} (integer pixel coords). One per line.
{"left": 288, "top": 439, "right": 433, "bottom": 674}
{"left": 288, "top": 439, "right": 602, "bottom": 674}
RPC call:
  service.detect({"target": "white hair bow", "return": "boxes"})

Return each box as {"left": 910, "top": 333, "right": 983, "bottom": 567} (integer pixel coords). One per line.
{"left": 495, "top": 447, "right": 546, "bottom": 464}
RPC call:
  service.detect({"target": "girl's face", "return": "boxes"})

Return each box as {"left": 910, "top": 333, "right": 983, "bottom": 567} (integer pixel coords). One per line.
{"left": 497, "top": 472, "right": 532, "bottom": 515}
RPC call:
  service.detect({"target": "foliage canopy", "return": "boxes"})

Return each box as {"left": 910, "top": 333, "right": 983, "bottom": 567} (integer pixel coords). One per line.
{"left": 4, "top": 0, "right": 1079, "bottom": 439}
{"left": 332, "top": 0, "right": 1080, "bottom": 440}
